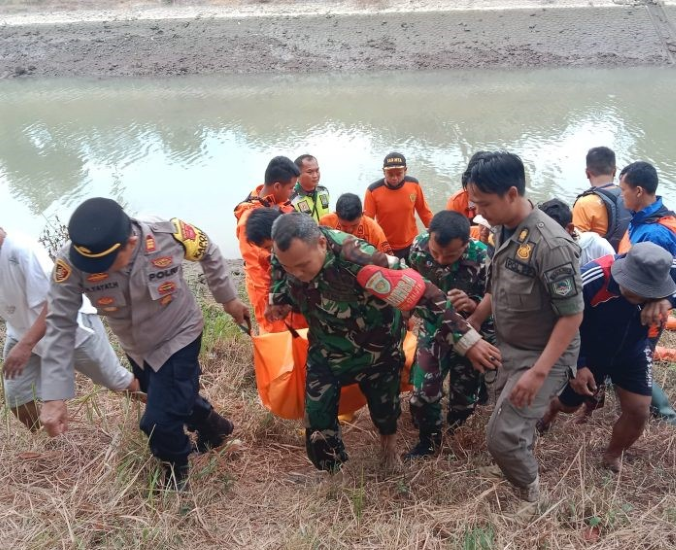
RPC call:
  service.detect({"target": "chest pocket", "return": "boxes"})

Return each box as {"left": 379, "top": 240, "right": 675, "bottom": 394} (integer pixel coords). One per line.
{"left": 146, "top": 263, "right": 182, "bottom": 302}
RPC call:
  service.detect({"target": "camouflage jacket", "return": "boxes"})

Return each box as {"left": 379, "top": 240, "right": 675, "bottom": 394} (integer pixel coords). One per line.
{"left": 270, "top": 229, "right": 405, "bottom": 359}
{"left": 409, "top": 234, "right": 488, "bottom": 302}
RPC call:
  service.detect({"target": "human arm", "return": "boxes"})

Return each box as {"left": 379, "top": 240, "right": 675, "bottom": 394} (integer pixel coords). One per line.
{"left": 509, "top": 312, "right": 583, "bottom": 408}
{"left": 415, "top": 187, "right": 434, "bottom": 228}
{"left": 3, "top": 304, "right": 47, "bottom": 379}
{"left": 363, "top": 190, "right": 376, "bottom": 220}
{"left": 467, "top": 293, "right": 492, "bottom": 332}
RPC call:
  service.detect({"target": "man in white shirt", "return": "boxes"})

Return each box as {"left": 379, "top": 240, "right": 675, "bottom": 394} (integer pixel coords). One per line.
{"left": 0, "top": 227, "right": 138, "bottom": 431}
{"left": 539, "top": 199, "right": 614, "bottom": 265}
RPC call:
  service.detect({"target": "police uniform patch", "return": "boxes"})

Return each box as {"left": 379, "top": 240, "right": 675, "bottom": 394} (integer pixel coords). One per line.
{"left": 145, "top": 235, "right": 157, "bottom": 253}
{"left": 158, "top": 281, "right": 176, "bottom": 295}
{"left": 102, "top": 306, "right": 119, "bottom": 312}
{"left": 171, "top": 218, "right": 209, "bottom": 261}
{"left": 298, "top": 201, "right": 310, "bottom": 213}
{"left": 151, "top": 256, "right": 173, "bottom": 269}
{"left": 409, "top": 193, "right": 417, "bottom": 203}
{"left": 97, "top": 297, "right": 115, "bottom": 306}
{"left": 517, "top": 229, "right": 529, "bottom": 243}
{"left": 160, "top": 294, "right": 173, "bottom": 307}
{"left": 544, "top": 263, "right": 579, "bottom": 298}
{"left": 87, "top": 272, "right": 109, "bottom": 283}
{"left": 516, "top": 243, "right": 533, "bottom": 261}
{"left": 54, "top": 259, "right": 71, "bottom": 283}
{"left": 320, "top": 194, "right": 330, "bottom": 208}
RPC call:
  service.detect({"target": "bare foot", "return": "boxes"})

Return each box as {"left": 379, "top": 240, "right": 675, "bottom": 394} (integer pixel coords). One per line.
{"left": 602, "top": 453, "right": 621, "bottom": 473}
{"left": 380, "top": 434, "right": 399, "bottom": 470}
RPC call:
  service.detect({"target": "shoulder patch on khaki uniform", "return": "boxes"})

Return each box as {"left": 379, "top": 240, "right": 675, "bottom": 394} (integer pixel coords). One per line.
{"left": 171, "top": 218, "right": 209, "bottom": 261}
{"left": 544, "top": 262, "right": 578, "bottom": 298}
{"left": 54, "top": 259, "right": 72, "bottom": 283}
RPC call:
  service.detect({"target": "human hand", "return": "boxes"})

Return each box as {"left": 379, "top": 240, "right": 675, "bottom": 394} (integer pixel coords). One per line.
{"left": 40, "top": 400, "right": 68, "bottom": 437}
{"left": 3, "top": 341, "right": 32, "bottom": 379}
{"left": 222, "top": 298, "right": 251, "bottom": 327}
{"left": 265, "top": 304, "right": 292, "bottom": 322}
{"left": 448, "top": 289, "right": 477, "bottom": 314}
{"left": 465, "top": 339, "right": 502, "bottom": 373}
{"left": 569, "top": 367, "right": 597, "bottom": 397}
{"left": 640, "top": 299, "right": 671, "bottom": 327}
{"left": 509, "top": 368, "right": 546, "bottom": 408}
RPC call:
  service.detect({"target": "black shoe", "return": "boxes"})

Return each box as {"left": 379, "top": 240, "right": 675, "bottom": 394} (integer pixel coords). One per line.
{"left": 403, "top": 433, "right": 441, "bottom": 461}
{"left": 195, "top": 410, "right": 234, "bottom": 453}
{"left": 162, "top": 462, "right": 190, "bottom": 492}
{"left": 447, "top": 410, "right": 473, "bottom": 434}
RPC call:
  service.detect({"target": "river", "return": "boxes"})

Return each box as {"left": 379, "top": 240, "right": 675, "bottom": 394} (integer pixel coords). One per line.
{"left": 1, "top": 67, "right": 675, "bottom": 257}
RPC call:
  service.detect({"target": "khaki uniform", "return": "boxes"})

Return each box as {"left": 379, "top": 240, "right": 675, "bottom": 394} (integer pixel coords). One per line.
{"left": 485, "top": 206, "right": 583, "bottom": 488}
{"left": 41, "top": 218, "right": 237, "bottom": 401}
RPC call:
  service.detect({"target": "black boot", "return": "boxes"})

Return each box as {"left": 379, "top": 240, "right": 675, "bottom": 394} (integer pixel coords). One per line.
{"left": 195, "top": 410, "right": 234, "bottom": 453}
{"left": 162, "top": 461, "right": 190, "bottom": 492}
{"left": 403, "top": 432, "right": 441, "bottom": 461}
{"left": 447, "top": 409, "right": 473, "bottom": 434}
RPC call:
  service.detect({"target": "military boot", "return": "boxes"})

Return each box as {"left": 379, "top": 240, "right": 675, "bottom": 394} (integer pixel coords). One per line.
{"left": 195, "top": 410, "right": 234, "bottom": 453}
{"left": 162, "top": 461, "right": 190, "bottom": 492}
{"left": 446, "top": 409, "right": 474, "bottom": 434}
{"left": 403, "top": 432, "right": 441, "bottom": 461}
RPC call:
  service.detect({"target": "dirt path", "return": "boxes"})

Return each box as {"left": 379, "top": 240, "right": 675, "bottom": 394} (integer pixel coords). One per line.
{"left": 1, "top": 1, "right": 675, "bottom": 79}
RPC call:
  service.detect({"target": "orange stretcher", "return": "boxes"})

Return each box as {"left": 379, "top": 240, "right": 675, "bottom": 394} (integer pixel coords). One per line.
{"left": 252, "top": 330, "right": 417, "bottom": 420}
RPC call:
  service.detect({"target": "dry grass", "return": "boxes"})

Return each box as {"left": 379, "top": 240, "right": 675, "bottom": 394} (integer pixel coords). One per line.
{"left": 1, "top": 311, "right": 676, "bottom": 549}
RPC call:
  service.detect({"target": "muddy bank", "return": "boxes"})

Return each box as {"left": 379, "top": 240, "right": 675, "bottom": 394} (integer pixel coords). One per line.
{"left": 1, "top": 1, "right": 675, "bottom": 79}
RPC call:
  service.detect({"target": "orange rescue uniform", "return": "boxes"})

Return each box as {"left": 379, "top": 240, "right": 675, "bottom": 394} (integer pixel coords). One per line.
{"left": 234, "top": 185, "right": 305, "bottom": 334}
{"left": 446, "top": 188, "right": 482, "bottom": 240}
{"left": 363, "top": 176, "right": 433, "bottom": 252}
{"left": 319, "top": 213, "right": 393, "bottom": 254}
{"left": 572, "top": 194, "right": 609, "bottom": 236}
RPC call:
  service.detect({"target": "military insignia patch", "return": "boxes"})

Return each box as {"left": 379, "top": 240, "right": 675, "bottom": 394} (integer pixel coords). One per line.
{"left": 87, "top": 272, "right": 108, "bottom": 283}
{"left": 409, "top": 193, "right": 417, "bottom": 203}
{"left": 516, "top": 243, "right": 533, "bottom": 261}
{"left": 171, "top": 218, "right": 208, "bottom": 261}
{"left": 517, "top": 229, "right": 529, "bottom": 243}
{"left": 363, "top": 271, "right": 392, "bottom": 295}
{"left": 553, "top": 278, "right": 574, "bottom": 297}
{"left": 160, "top": 294, "right": 173, "bottom": 307}
{"left": 54, "top": 259, "right": 71, "bottom": 283}
{"left": 97, "top": 297, "right": 114, "bottom": 306}
{"left": 152, "top": 256, "right": 173, "bottom": 269}
{"left": 145, "top": 235, "right": 156, "bottom": 253}
{"left": 158, "top": 281, "right": 176, "bottom": 295}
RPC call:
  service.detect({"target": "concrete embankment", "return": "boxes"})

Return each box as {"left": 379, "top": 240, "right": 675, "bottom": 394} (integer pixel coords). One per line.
{"left": 0, "top": 0, "right": 675, "bottom": 78}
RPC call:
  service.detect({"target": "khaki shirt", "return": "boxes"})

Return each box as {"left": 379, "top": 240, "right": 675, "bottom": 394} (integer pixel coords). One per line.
{"left": 41, "top": 218, "right": 237, "bottom": 400}
{"left": 488, "top": 206, "right": 583, "bottom": 368}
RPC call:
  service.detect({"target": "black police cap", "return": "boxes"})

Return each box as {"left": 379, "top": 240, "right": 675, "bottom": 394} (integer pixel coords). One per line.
{"left": 68, "top": 198, "right": 131, "bottom": 273}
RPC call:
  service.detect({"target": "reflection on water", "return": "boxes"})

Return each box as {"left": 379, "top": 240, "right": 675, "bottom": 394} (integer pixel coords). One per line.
{"left": 1, "top": 68, "right": 676, "bottom": 257}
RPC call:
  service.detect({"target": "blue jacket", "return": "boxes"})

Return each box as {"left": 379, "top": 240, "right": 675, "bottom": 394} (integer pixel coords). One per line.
{"left": 627, "top": 197, "right": 676, "bottom": 256}
{"left": 578, "top": 254, "right": 676, "bottom": 368}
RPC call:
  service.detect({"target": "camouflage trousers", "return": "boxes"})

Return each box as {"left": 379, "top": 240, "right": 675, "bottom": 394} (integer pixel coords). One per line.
{"left": 304, "top": 344, "right": 404, "bottom": 472}
{"left": 409, "top": 321, "right": 485, "bottom": 435}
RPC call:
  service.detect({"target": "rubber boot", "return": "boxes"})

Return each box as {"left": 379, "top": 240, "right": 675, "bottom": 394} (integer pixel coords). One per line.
{"left": 651, "top": 383, "right": 676, "bottom": 426}
{"left": 446, "top": 409, "right": 474, "bottom": 434}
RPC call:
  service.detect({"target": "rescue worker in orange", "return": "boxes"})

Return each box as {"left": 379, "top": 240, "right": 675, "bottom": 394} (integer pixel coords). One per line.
{"left": 572, "top": 146, "right": 631, "bottom": 252}
{"left": 234, "top": 156, "right": 302, "bottom": 333}
{"left": 364, "top": 152, "right": 433, "bottom": 259}
{"left": 447, "top": 151, "right": 491, "bottom": 242}
{"left": 320, "top": 193, "right": 393, "bottom": 254}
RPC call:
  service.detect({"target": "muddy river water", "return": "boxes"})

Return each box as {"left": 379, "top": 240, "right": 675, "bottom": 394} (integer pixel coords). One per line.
{"left": 1, "top": 67, "right": 675, "bottom": 257}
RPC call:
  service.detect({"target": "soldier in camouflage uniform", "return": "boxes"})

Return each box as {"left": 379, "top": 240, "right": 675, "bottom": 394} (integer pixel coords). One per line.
{"left": 406, "top": 210, "right": 494, "bottom": 458}
{"left": 266, "top": 213, "right": 500, "bottom": 472}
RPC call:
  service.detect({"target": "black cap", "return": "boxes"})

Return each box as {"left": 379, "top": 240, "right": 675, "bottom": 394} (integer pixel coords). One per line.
{"left": 383, "top": 152, "right": 406, "bottom": 170}
{"left": 68, "top": 198, "right": 131, "bottom": 273}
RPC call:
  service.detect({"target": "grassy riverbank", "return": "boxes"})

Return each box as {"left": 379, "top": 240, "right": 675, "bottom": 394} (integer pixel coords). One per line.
{"left": 1, "top": 291, "right": 675, "bottom": 549}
